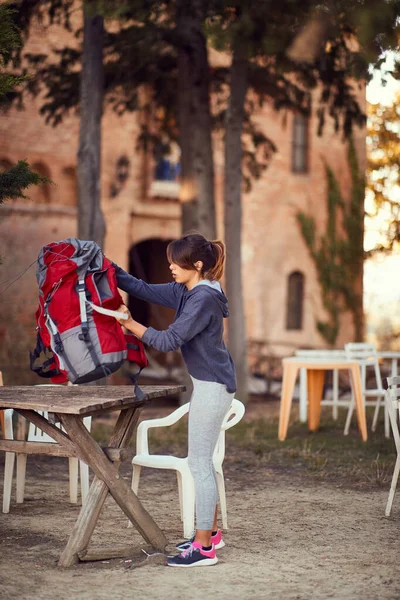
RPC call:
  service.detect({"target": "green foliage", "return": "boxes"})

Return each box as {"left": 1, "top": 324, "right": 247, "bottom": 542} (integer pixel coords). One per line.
{"left": 0, "top": 5, "right": 53, "bottom": 206}
{"left": 0, "top": 160, "right": 51, "bottom": 204}
{"left": 0, "top": 3, "right": 26, "bottom": 98}
{"left": 297, "top": 139, "right": 364, "bottom": 345}
{"left": 366, "top": 96, "right": 400, "bottom": 253}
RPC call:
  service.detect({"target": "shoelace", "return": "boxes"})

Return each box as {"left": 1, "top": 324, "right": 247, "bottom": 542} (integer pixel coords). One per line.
{"left": 180, "top": 543, "right": 199, "bottom": 558}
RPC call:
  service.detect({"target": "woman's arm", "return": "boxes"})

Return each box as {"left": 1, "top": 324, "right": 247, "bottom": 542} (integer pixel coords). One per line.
{"left": 113, "top": 263, "right": 183, "bottom": 309}
{"left": 141, "top": 294, "right": 213, "bottom": 352}
{"left": 116, "top": 294, "right": 213, "bottom": 352}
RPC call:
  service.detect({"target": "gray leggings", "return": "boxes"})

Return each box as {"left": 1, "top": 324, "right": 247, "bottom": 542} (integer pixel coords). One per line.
{"left": 188, "top": 376, "right": 234, "bottom": 530}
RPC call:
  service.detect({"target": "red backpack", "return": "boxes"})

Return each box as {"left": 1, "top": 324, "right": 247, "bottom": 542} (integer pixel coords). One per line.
{"left": 30, "top": 238, "right": 148, "bottom": 395}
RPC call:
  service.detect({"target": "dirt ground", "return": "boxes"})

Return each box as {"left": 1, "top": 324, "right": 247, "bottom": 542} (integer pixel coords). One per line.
{"left": 1, "top": 400, "right": 400, "bottom": 600}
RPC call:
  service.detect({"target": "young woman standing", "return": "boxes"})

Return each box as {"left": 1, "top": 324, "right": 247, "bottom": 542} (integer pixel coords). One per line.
{"left": 113, "top": 232, "right": 237, "bottom": 567}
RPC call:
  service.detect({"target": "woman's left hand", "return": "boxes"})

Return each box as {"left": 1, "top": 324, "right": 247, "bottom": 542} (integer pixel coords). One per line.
{"left": 115, "top": 304, "right": 133, "bottom": 325}
{"left": 114, "top": 305, "right": 147, "bottom": 339}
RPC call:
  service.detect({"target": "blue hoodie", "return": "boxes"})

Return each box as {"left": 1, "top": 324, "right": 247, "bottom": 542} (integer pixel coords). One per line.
{"left": 113, "top": 265, "right": 237, "bottom": 393}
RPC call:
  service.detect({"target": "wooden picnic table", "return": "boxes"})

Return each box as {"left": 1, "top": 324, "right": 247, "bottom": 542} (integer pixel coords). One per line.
{"left": 0, "top": 384, "right": 184, "bottom": 567}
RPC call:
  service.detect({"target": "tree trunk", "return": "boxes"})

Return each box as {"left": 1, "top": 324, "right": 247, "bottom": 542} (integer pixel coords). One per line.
{"left": 176, "top": 0, "right": 216, "bottom": 239}
{"left": 224, "top": 48, "right": 249, "bottom": 403}
{"left": 177, "top": 46, "right": 198, "bottom": 235}
{"left": 77, "top": 6, "right": 106, "bottom": 248}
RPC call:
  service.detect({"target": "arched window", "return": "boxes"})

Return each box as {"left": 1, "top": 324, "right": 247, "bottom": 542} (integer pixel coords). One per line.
{"left": 149, "top": 140, "right": 181, "bottom": 199}
{"left": 30, "top": 162, "right": 52, "bottom": 203}
{"left": 286, "top": 271, "right": 304, "bottom": 330}
{"left": 62, "top": 166, "right": 78, "bottom": 206}
{"left": 292, "top": 115, "right": 309, "bottom": 173}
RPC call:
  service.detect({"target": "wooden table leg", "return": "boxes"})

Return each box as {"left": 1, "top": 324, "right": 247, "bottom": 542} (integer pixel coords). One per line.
{"left": 58, "top": 408, "right": 167, "bottom": 568}
{"left": 307, "top": 369, "right": 325, "bottom": 432}
{"left": 278, "top": 364, "right": 299, "bottom": 441}
{"left": 349, "top": 364, "right": 368, "bottom": 442}
{"left": 16, "top": 413, "right": 27, "bottom": 503}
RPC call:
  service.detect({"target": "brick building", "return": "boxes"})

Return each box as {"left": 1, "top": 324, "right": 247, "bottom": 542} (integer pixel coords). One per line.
{"left": 0, "top": 17, "right": 366, "bottom": 384}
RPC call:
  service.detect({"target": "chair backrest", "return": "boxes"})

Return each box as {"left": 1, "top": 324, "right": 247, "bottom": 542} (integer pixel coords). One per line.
{"left": 295, "top": 349, "right": 346, "bottom": 358}
{"left": 27, "top": 411, "right": 92, "bottom": 442}
{"left": 345, "top": 343, "right": 383, "bottom": 391}
{"left": 213, "top": 399, "right": 245, "bottom": 463}
{"left": 344, "top": 343, "right": 377, "bottom": 361}
{"left": 385, "top": 377, "right": 400, "bottom": 452}
{"left": 387, "top": 376, "right": 400, "bottom": 388}
{"left": 28, "top": 410, "right": 59, "bottom": 443}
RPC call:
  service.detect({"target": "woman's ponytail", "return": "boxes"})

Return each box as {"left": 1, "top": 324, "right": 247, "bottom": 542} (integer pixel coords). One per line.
{"left": 167, "top": 232, "right": 226, "bottom": 281}
{"left": 207, "top": 240, "right": 225, "bottom": 281}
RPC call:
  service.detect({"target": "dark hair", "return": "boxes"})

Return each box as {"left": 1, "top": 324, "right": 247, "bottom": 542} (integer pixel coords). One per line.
{"left": 167, "top": 232, "right": 225, "bottom": 281}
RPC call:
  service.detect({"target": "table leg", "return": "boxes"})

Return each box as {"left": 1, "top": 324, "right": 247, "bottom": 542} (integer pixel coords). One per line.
{"left": 307, "top": 370, "right": 325, "bottom": 432}
{"left": 58, "top": 408, "right": 167, "bottom": 568}
{"left": 16, "top": 413, "right": 27, "bottom": 504}
{"left": 392, "top": 359, "right": 398, "bottom": 379}
{"left": 332, "top": 370, "right": 339, "bottom": 421}
{"left": 349, "top": 364, "right": 368, "bottom": 442}
{"left": 278, "top": 364, "right": 299, "bottom": 441}
{"left": 299, "top": 368, "right": 308, "bottom": 423}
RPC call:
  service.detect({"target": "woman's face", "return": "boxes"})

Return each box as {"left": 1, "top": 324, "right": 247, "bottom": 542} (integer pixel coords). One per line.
{"left": 169, "top": 261, "right": 201, "bottom": 289}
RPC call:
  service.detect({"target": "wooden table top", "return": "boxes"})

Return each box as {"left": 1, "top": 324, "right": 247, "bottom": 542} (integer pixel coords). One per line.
{"left": 0, "top": 385, "right": 185, "bottom": 415}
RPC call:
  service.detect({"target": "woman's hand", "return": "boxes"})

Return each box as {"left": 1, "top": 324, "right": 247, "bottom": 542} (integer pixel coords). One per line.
{"left": 114, "top": 304, "right": 147, "bottom": 339}
{"left": 115, "top": 304, "right": 133, "bottom": 326}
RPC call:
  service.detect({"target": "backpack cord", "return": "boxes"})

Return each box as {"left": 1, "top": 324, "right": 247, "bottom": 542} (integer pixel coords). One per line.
{"left": 0, "top": 245, "right": 89, "bottom": 295}
{"left": 0, "top": 259, "right": 37, "bottom": 295}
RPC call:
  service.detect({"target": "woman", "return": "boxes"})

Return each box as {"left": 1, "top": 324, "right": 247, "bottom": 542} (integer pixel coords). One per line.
{"left": 113, "top": 232, "right": 236, "bottom": 567}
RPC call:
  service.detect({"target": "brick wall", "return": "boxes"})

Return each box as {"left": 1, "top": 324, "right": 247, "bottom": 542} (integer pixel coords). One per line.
{"left": 0, "top": 19, "right": 366, "bottom": 382}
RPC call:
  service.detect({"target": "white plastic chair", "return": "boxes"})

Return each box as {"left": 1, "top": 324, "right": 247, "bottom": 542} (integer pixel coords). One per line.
{"left": 384, "top": 376, "right": 400, "bottom": 516}
{"left": 0, "top": 371, "right": 16, "bottom": 513}
{"left": 15, "top": 410, "right": 92, "bottom": 506}
{"left": 1, "top": 381, "right": 91, "bottom": 512}
{"left": 343, "top": 343, "right": 388, "bottom": 438}
{"left": 131, "top": 399, "right": 245, "bottom": 538}
{"left": 295, "top": 349, "right": 347, "bottom": 422}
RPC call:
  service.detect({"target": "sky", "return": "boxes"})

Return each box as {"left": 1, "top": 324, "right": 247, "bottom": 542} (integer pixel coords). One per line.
{"left": 364, "top": 55, "right": 400, "bottom": 341}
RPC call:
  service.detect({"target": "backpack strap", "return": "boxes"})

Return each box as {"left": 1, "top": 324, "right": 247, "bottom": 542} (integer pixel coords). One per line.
{"left": 77, "top": 279, "right": 111, "bottom": 379}
{"left": 77, "top": 279, "right": 89, "bottom": 341}
{"left": 127, "top": 369, "right": 146, "bottom": 401}
{"left": 30, "top": 333, "right": 62, "bottom": 379}
{"left": 45, "top": 312, "right": 80, "bottom": 381}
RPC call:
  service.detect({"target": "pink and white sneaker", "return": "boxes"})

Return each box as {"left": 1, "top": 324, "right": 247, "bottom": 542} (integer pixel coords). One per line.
{"left": 175, "top": 529, "right": 225, "bottom": 551}
{"left": 167, "top": 542, "right": 218, "bottom": 567}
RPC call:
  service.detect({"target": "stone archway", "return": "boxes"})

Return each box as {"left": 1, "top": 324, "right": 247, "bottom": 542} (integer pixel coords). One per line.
{"left": 128, "top": 238, "right": 174, "bottom": 327}
{"left": 128, "top": 238, "right": 179, "bottom": 369}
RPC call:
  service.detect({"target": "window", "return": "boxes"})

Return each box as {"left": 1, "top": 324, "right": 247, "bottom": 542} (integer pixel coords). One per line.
{"left": 149, "top": 140, "right": 181, "bottom": 199}
{"left": 62, "top": 166, "right": 78, "bottom": 206}
{"left": 30, "top": 162, "right": 52, "bottom": 203}
{"left": 292, "top": 115, "right": 309, "bottom": 173}
{"left": 286, "top": 271, "right": 304, "bottom": 330}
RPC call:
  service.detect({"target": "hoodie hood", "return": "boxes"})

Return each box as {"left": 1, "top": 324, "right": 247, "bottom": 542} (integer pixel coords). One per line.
{"left": 189, "top": 281, "right": 229, "bottom": 317}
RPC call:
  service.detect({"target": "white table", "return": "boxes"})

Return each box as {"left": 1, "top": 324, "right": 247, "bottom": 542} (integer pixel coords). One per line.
{"left": 279, "top": 356, "right": 367, "bottom": 441}
{"left": 295, "top": 350, "right": 346, "bottom": 422}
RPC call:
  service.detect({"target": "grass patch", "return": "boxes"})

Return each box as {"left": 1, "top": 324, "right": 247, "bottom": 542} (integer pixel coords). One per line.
{"left": 226, "top": 410, "right": 396, "bottom": 488}
{"left": 92, "top": 406, "right": 397, "bottom": 490}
